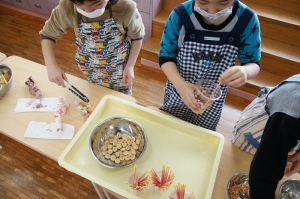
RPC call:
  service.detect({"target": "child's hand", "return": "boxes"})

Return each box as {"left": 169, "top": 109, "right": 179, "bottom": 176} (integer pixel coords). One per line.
{"left": 285, "top": 150, "right": 300, "bottom": 176}
{"left": 177, "top": 82, "right": 200, "bottom": 112}
{"left": 219, "top": 66, "right": 247, "bottom": 87}
{"left": 122, "top": 65, "right": 134, "bottom": 87}
{"left": 46, "top": 64, "right": 67, "bottom": 87}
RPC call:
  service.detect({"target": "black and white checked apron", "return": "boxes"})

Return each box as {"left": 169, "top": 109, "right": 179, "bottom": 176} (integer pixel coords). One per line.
{"left": 160, "top": 4, "right": 253, "bottom": 131}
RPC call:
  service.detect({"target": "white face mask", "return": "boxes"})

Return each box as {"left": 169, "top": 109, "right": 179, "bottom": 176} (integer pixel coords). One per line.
{"left": 194, "top": 2, "right": 233, "bottom": 20}
{"left": 76, "top": 4, "right": 106, "bottom": 18}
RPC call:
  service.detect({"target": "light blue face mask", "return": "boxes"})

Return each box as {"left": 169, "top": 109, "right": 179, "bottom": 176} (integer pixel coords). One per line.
{"left": 194, "top": 2, "right": 234, "bottom": 20}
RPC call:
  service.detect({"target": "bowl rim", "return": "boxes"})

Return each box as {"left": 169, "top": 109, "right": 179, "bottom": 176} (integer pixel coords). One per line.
{"left": 0, "top": 64, "right": 13, "bottom": 97}
{"left": 89, "top": 116, "right": 148, "bottom": 169}
{"left": 278, "top": 179, "right": 300, "bottom": 196}
{"left": 0, "top": 64, "right": 13, "bottom": 82}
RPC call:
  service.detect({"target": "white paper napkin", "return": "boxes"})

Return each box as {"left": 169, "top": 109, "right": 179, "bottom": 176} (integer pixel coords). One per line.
{"left": 24, "top": 121, "right": 75, "bottom": 139}
{"left": 14, "top": 98, "right": 59, "bottom": 112}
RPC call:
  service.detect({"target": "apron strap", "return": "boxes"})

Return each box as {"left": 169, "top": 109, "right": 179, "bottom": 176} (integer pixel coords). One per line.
{"left": 174, "top": 4, "right": 195, "bottom": 31}
{"left": 231, "top": 7, "right": 254, "bottom": 33}
{"left": 107, "top": 1, "right": 112, "bottom": 18}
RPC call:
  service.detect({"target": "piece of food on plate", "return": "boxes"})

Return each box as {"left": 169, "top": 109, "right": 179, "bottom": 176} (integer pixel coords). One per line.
{"left": 76, "top": 100, "right": 95, "bottom": 116}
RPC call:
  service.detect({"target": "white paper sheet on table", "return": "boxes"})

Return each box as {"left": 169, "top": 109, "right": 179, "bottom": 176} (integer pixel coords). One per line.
{"left": 24, "top": 121, "right": 75, "bottom": 139}
{"left": 14, "top": 98, "right": 58, "bottom": 112}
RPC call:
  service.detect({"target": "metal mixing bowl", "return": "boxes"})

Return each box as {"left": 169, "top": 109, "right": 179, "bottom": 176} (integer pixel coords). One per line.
{"left": 279, "top": 179, "right": 300, "bottom": 199}
{"left": 0, "top": 64, "right": 13, "bottom": 99}
{"left": 226, "top": 172, "right": 250, "bottom": 199}
{"left": 89, "top": 117, "right": 148, "bottom": 168}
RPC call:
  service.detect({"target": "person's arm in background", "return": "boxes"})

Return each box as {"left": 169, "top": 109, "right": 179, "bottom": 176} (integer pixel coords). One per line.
{"left": 249, "top": 82, "right": 300, "bottom": 199}
{"left": 122, "top": 39, "right": 143, "bottom": 87}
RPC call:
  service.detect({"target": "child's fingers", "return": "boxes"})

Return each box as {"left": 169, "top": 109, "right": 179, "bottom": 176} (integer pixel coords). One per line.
{"left": 122, "top": 75, "right": 128, "bottom": 83}
{"left": 285, "top": 170, "right": 296, "bottom": 177}
{"left": 285, "top": 161, "right": 296, "bottom": 176}
{"left": 122, "top": 75, "right": 133, "bottom": 87}
{"left": 189, "top": 101, "right": 199, "bottom": 111}
{"left": 219, "top": 67, "right": 235, "bottom": 83}
{"left": 284, "top": 161, "right": 300, "bottom": 176}
{"left": 288, "top": 151, "right": 300, "bottom": 162}
{"left": 188, "top": 92, "right": 200, "bottom": 111}
{"left": 62, "top": 72, "right": 68, "bottom": 87}
{"left": 295, "top": 161, "right": 300, "bottom": 173}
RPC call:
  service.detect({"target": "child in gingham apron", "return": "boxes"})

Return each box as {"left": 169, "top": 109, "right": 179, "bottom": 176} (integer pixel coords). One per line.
{"left": 159, "top": 0, "right": 261, "bottom": 131}
{"left": 40, "top": 0, "right": 144, "bottom": 95}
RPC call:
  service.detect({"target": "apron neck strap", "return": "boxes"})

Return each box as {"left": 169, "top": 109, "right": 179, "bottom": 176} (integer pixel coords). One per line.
{"left": 107, "top": 1, "right": 112, "bottom": 18}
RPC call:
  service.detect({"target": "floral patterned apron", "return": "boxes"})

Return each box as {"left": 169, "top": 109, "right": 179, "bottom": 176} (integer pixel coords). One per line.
{"left": 75, "top": 4, "right": 132, "bottom": 95}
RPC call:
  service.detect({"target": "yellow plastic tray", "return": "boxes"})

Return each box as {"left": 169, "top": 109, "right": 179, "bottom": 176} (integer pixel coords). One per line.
{"left": 58, "top": 95, "right": 225, "bottom": 199}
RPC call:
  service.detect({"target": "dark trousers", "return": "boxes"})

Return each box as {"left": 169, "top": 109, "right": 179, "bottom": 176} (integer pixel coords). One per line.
{"left": 249, "top": 112, "right": 300, "bottom": 199}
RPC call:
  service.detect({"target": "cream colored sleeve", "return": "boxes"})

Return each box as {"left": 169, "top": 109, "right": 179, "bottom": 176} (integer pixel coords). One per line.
{"left": 113, "top": 0, "right": 145, "bottom": 40}
{"left": 39, "top": 0, "right": 79, "bottom": 41}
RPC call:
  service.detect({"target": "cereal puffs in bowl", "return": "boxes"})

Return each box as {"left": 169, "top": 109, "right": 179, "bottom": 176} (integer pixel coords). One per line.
{"left": 89, "top": 117, "right": 148, "bottom": 168}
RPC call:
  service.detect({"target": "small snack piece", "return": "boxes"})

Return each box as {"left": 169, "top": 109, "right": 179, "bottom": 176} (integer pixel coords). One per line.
{"left": 99, "top": 133, "right": 144, "bottom": 166}
{"left": 115, "top": 158, "right": 120, "bottom": 164}
{"left": 76, "top": 100, "right": 95, "bottom": 117}
{"left": 105, "top": 154, "right": 110, "bottom": 159}
{"left": 110, "top": 155, "right": 116, "bottom": 161}
{"left": 117, "top": 132, "right": 122, "bottom": 138}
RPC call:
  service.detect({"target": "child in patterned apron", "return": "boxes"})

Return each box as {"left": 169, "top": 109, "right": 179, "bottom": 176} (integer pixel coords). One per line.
{"left": 249, "top": 74, "right": 300, "bottom": 199}
{"left": 39, "top": 0, "right": 145, "bottom": 95}
{"left": 158, "top": 0, "right": 261, "bottom": 131}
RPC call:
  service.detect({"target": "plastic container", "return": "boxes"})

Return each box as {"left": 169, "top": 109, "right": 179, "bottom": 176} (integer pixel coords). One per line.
{"left": 127, "top": 171, "right": 148, "bottom": 196}
{"left": 194, "top": 79, "right": 222, "bottom": 114}
{"left": 58, "top": 95, "right": 225, "bottom": 199}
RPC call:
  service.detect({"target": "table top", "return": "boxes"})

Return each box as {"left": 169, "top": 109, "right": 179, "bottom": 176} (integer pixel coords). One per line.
{"left": 1, "top": 55, "right": 299, "bottom": 199}
{"left": 0, "top": 55, "right": 136, "bottom": 161}
{"left": 0, "top": 52, "right": 6, "bottom": 62}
